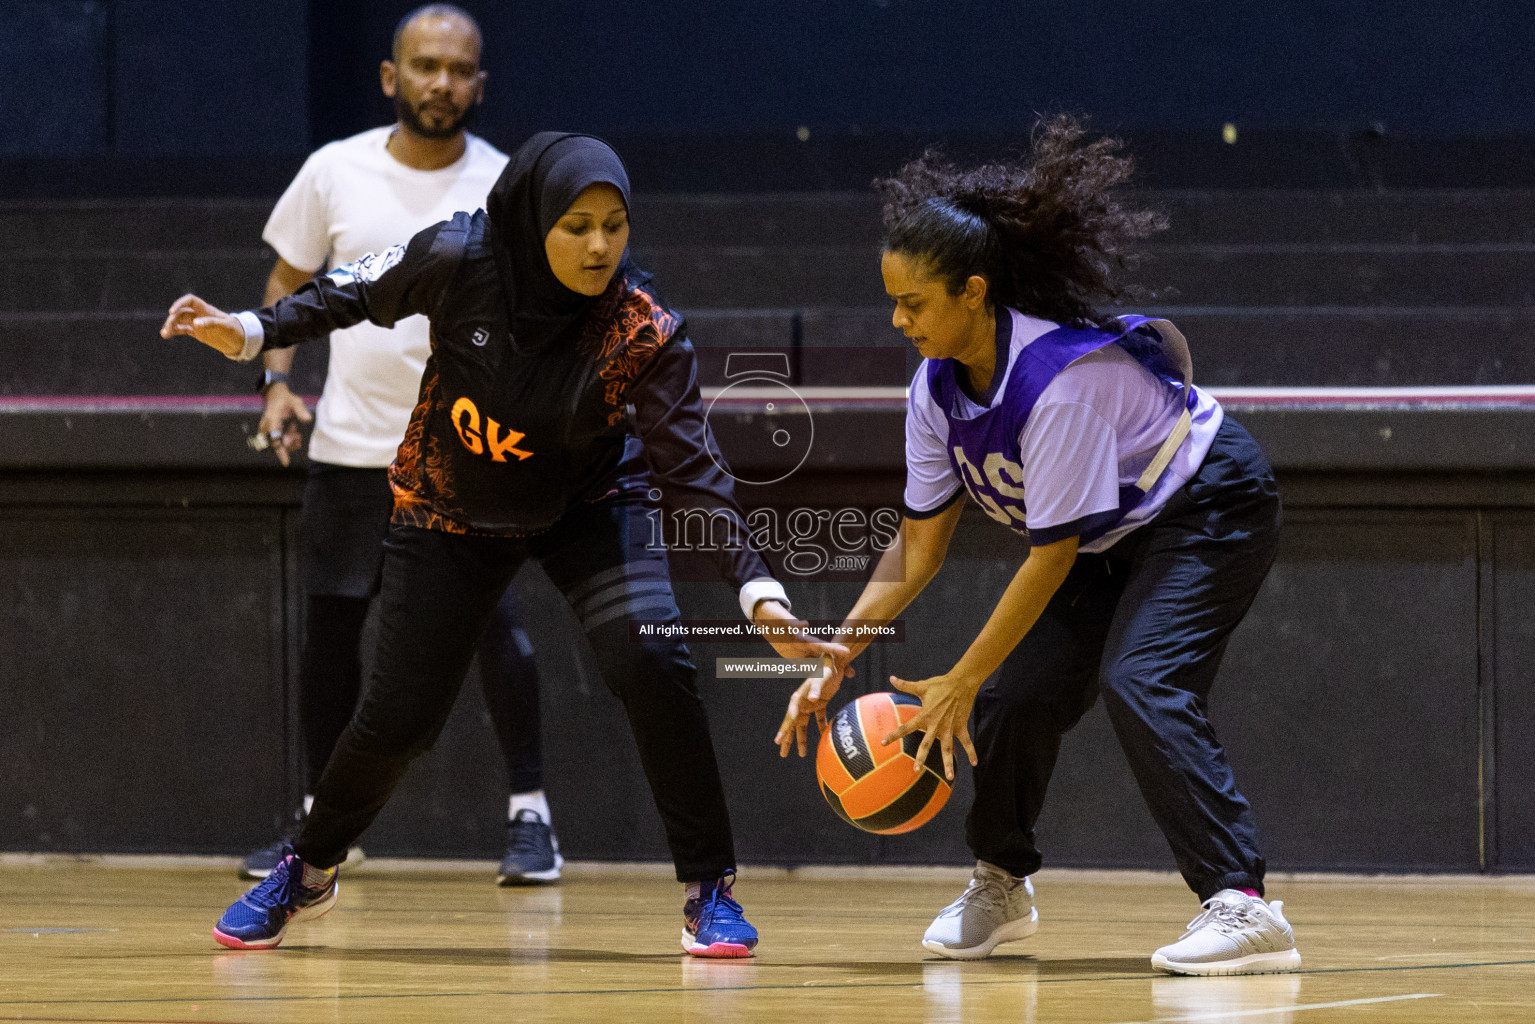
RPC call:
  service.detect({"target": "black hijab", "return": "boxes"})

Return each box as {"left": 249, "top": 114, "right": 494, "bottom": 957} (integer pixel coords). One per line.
{"left": 485, "top": 132, "right": 632, "bottom": 352}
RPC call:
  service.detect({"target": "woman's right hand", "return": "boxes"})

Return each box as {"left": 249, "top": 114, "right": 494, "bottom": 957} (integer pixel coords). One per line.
{"left": 775, "top": 669, "right": 848, "bottom": 758}
{"left": 160, "top": 294, "right": 245, "bottom": 358}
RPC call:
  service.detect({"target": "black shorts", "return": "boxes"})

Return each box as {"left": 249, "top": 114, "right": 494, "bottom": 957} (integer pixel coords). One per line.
{"left": 299, "top": 461, "right": 396, "bottom": 598}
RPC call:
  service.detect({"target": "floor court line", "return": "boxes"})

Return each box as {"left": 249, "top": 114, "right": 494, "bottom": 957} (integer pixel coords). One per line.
{"left": 3, "top": 929, "right": 120, "bottom": 935}
{"left": 0, "top": 958, "right": 1528, "bottom": 1009}
{"left": 1, "top": 1018, "right": 264, "bottom": 1024}
{"left": 1109, "top": 992, "right": 1443, "bottom": 1024}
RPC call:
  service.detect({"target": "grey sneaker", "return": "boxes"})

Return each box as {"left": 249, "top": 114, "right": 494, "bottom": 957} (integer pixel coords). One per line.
{"left": 1151, "top": 889, "right": 1302, "bottom": 976}
{"left": 921, "top": 861, "right": 1039, "bottom": 959}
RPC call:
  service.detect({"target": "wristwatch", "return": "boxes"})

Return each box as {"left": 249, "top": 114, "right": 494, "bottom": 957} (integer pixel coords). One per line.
{"left": 257, "top": 370, "right": 289, "bottom": 395}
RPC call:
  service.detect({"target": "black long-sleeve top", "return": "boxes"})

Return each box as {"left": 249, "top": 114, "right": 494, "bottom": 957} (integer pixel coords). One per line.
{"left": 238, "top": 210, "right": 776, "bottom": 593}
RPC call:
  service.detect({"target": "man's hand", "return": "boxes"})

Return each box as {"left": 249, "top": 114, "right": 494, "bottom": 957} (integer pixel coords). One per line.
{"left": 258, "top": 385, "right": 313, "bottom": 467}
{"left": 161, "top": 294, "right": 245, "bottom": 358}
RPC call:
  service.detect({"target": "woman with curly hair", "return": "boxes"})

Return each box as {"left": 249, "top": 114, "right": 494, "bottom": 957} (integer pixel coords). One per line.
{"left": 775, "top": 116, "right": 1300, "bottom": 976}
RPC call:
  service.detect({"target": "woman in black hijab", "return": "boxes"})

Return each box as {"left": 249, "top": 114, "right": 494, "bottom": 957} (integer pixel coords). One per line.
{"left": 163, "top": 133, "right": 844, "bottom": 958}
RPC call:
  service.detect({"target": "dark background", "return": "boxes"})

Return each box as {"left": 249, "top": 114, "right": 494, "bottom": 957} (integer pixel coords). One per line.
{"left": 6, "top": 1, "right": 1535, "bottom": 193}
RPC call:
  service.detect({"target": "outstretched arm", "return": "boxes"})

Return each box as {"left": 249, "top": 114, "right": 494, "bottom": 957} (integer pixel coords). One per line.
{"left": 160, "top": 221, "right": 453, "bottom": 361}
{"left": 629, "top": 334, "right": 846, "bottom": 668}
{"left": 774, "top": 501, "right": 963, "bottom": 757}
{"left": 629, "top": 336, "right": 766, "bottom": 590}
{"left": 883, "top": 536, "right": 1078, "bottom": 781}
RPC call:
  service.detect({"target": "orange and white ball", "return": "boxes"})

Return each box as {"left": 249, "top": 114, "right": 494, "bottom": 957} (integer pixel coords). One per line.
{"left": 815, "top": 691, "right": 951, "bottom": 834}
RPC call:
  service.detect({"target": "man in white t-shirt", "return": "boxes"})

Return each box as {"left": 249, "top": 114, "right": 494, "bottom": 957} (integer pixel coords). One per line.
{"left": 245, "top": 4, "right": 561, "bottom": 886}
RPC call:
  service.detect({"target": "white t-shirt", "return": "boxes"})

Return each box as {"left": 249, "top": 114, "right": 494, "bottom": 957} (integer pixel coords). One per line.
{"left": 904, "top": 310, "right": 1224, "bottom": 553}
{"left": 263, "top": 126, "right": 509, "bottom": 467}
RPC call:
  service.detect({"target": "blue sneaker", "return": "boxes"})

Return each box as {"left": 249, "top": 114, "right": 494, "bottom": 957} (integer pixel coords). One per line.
{"left": 213, "top": 845, "right": 337, "bottom": 949}
{"left": 682, "top": 871, "right": 757, "bottom": 958}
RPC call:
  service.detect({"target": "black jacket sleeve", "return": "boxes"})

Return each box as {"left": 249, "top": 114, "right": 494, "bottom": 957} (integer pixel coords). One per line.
{"left": 629, "top": 335, "right": 776, "bottom": 591}
{"left": 252, "top": 221, "right": 455, "bottom": 349}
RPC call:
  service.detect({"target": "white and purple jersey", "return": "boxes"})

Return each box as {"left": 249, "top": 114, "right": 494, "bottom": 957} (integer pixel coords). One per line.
{"left": 904, "top": 307, "right": 1224, "bottom": 553}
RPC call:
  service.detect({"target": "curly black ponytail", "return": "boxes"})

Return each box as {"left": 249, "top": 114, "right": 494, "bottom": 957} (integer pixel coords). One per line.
{"left": 876, "top": 115, "right": 1166, "bottom": 327}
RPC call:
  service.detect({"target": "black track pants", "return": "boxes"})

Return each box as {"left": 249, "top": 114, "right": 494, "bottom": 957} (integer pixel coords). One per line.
{"left": 294, "top": 498, "right": 736, "bottom": 882}
{"left": 966, "top": 417, "right": 1281, "bottom": 901}
{"left": 295, "top": 462, "right": 542, "bottom": 794}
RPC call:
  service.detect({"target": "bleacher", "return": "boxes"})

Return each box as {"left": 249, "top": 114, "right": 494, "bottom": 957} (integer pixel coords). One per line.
{"left": 5, "top": 190, "right": 1535, "bottom": 397}
{"left": 3, "top": 190, "right": 1535, "bottom": 871}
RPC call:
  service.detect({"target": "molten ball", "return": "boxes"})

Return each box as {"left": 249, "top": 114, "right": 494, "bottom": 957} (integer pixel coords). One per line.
{"left": 815, "top": 691, "right": 951, "bottom": 834}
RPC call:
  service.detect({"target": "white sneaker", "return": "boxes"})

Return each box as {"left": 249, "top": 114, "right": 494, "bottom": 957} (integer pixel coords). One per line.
{"left": 921, "top": 861, "right": 1039, "bottom": 959}
{"left": 1151, "top": 889, "right": 1302, "bottom": 976}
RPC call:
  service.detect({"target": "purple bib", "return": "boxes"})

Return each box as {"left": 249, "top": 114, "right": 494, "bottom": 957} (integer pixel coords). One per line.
{"left": 927, "top": 313, "right": 1193, "bottom": 543}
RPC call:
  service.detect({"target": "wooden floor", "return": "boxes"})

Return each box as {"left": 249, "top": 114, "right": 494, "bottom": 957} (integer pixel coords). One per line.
{"left": 1, "top": 862, "right": 1533, "bottom": 1024}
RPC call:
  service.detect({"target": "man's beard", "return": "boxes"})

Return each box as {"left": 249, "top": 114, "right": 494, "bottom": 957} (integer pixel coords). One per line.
{"left": 394, "top": 94, "right": 477, "bottom": 141}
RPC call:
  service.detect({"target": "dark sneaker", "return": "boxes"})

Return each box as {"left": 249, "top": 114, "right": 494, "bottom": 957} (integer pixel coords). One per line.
{"left": 682, "top": 870, "right": 757, "bottom": 958}
{"left": 239, "top": 836, "right": 294, "bottom": 880}
{"left": 213, "top": 845, "right": 337, "bottom": 950}
{"left": 497, "top": 809, "right": 563, "bottom": 885}
{"left": 239, "top": 809, "right": 363, "bottom": 880}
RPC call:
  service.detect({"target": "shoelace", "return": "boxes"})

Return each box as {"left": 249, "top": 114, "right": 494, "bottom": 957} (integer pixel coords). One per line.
{"left": 243, "top": 855, "right": 300, "bottom": 909}
{"left": 508, "top": 817, "right": 549, "bottom": 856}
{"left": 939, "top": 874, "right": 1010, "bottom": 919}
{"left": 700, "top": 871, "right": 747, "bottom": 927}
{"left": 1181, "top": 897, "right": 1256, "bottom": 938}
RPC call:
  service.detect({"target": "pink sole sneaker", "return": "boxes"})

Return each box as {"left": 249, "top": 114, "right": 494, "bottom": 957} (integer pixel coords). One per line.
{"left": 211, "top": 890, "right": 336, "bottom": 950}
{"left": 681, "top": 929, "right": 755, "bottom": 958}
{"left": 213, "top": 926, "right": 279, "bottom": 950}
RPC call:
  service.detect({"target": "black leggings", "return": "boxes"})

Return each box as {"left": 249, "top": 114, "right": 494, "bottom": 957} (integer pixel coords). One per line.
{"left": 299, "top": 589, "right": 542, "bottom": 794}
{"left": 296, "top": 463, "right": 542, "bottom": 794}
{"left": 294, "top": 498, "right": 736, "bottom": 882}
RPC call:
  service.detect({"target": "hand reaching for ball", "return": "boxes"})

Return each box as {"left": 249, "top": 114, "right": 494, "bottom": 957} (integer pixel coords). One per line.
{"left": 774, "top": 667, "right": 850, "bottom": 758}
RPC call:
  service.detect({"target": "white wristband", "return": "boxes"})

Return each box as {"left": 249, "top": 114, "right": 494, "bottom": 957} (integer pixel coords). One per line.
{"left": 739, "top": 578, "right": 790, "bottom": 620}
{"left": 233, "top": 311, "right": 265, "bottom": 362}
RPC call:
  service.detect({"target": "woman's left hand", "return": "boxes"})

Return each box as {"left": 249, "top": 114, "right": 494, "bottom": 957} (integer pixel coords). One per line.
{"left": 883, "top": 672, "right": 982, "bottom": 781}
{"left": 753, "top": 600, "right": 852, "bottom": 677}
{"left": 774, "top": 670, "right": 846, "bottom": 758}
